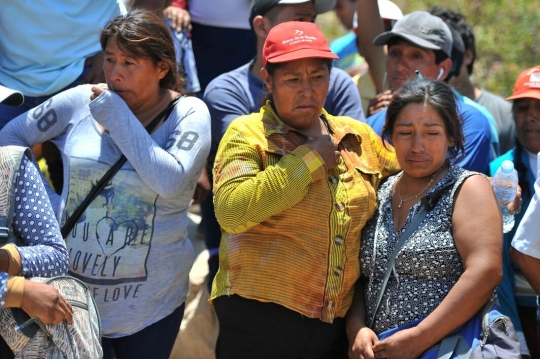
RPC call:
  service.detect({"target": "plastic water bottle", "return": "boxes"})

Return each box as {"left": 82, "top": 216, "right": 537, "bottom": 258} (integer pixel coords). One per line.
{"left": 492, "top": 160, "right": 519, "bottom": 233}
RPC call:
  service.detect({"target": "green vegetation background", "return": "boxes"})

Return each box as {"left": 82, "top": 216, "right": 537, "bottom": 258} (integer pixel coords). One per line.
{"left": 317, "top": 0, "right": 540, "bottom": 97}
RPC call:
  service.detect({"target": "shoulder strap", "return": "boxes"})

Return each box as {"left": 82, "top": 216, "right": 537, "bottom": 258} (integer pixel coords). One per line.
{"left": 61, "top": 96, "right": 181, "bottom": 238}
{"left": 0, "top": 146, "right": 32, "bottom": 244}
{"left": 369, "top": 178, "right": 456, "bottom": 328}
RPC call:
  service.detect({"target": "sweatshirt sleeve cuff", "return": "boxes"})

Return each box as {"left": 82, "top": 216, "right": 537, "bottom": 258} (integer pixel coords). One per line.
{"left": 1, "top": 244, "right": 22, "bottom": 275}
{"left": 6, "top": 276, "right": 25, "bottom": 308}
{"left": 293, "top": 145, "right": 327, "bottom": 182}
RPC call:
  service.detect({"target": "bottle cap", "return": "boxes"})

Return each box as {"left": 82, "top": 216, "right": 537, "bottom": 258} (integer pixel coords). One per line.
{"left": 501, "top": 160, "right": 515, "bottom": 174}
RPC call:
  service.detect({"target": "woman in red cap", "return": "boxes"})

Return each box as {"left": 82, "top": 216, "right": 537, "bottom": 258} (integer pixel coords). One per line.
{"left": 210, "top": 21, "right": 400, "bottom": 358}
{"left": 493, "top": 65, "right": 540, "bottom": 359}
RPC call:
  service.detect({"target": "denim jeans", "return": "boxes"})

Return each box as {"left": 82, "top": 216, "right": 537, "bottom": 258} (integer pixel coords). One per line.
{"left": 167, "top": 21, "right": 200, "bottom": 94}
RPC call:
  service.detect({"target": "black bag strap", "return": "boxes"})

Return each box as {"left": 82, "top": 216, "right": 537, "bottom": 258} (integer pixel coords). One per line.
{"left": 61, "top": 96, "right": 180, "bottom": 238}
{"left": 369, "top": 178, "right": 456, "bottom": 328}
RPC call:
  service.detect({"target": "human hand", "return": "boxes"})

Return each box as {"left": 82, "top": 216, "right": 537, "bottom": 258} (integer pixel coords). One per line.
{"left": 191, "top": 167, "right": 211, "bottom": 205}
{"left": 372, "top": 328, "right": 424, "bottom": 359}
{"left": 82, "top": 52, "right": 106, "bottom": 84}
{"left": 507, "top": 184, "right": 523, "bottom": 215}
{"left": 90, "top": 84, "right": 108, "bottom": 101}
{"left": 349, "top": 327, "right": 379, "bottom": 359}
{"left": 163, "top": 6, "right": 191, "bottom": 32}
{"left": 367, "top": 90, "right": 393, "bottom": 117}
{"left": 305, "top": 135, "right": 340, "bottom": 170}
{"left": 20, "top": 281, "right": 74, "bottom": 325}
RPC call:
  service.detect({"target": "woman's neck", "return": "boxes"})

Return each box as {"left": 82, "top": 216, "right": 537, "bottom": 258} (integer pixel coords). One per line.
{"left": 135, "top": 89, "right": 175, "bottom": 127}
{"left": 397, "top": 163, "right": 449, "bottom": 200}
{"left": 392, "top": 163, "right": 449, "bottom": 230}
{"left": 295, "top": 116, "right": 329, "bottom": 139}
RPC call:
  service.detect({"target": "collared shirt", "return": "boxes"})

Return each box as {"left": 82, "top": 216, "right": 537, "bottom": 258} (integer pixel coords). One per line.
{"left": 211, "top": 103, "right": 400, "bottom": 322}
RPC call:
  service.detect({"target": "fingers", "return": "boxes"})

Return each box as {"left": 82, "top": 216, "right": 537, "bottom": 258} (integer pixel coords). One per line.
{"left": 511, "top": 186, "right": 523, "bottom": 214}
{"left": 42, "top": 296, "right": 73, "bottom": 325}
{"left": 372, "top": 347, "right": 388, "bottom": 359}
{"left": 21, "top": 281, "right": 74, "bottom": 325}
{"left": 64, "top": 306, "right": 74, "bottom": 325}
{"left": 60, "top": 296, "right": 74, "bottom": 324}
{"left": 90, "top": 84, "right": 108, "bottom": 101}
{"left": 368, "top": 91, "right": 393, "bottom": 116}
{"left": 164, "top": 7, "right": 191, "bottom": 32}
{"left": 508, "top": 197, "right": 523, "bottom": 215}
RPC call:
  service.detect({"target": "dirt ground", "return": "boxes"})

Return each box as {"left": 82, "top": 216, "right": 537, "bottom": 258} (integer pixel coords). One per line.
{"left": 169, "top": 209, "right": 219, "bottom": 359}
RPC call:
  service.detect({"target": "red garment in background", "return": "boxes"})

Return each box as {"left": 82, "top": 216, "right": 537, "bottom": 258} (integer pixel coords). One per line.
{"left": 171, "top": 0, "right": 187, "bottom": 9}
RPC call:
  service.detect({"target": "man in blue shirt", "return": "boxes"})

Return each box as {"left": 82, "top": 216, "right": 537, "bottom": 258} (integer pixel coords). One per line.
{"left": 202, "top": 0, "right": 365, "bottom": 288}
{"left": 365, "top": 11, "right": 492, "bottom": 174}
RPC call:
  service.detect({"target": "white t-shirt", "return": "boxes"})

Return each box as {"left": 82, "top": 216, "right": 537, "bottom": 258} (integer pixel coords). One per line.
{"left": 512, "top": 153, "right": 540, "bottom": 258}
{"left": 189, "top": 0, "right": 251, "bottom": 29}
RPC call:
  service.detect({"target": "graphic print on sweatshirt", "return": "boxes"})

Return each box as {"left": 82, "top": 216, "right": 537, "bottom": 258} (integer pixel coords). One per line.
{"left": 63, "top": 157, "right": 156, "bottom": 286}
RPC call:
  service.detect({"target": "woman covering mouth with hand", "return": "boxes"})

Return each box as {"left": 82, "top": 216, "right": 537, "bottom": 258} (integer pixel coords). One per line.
{"left": 0, "top": 9, "right": 210, "bottom": 359}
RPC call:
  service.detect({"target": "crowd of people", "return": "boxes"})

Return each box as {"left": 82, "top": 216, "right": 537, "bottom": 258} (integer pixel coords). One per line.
{"left": 0, "top": 0, "right": 537, "bottom": 358}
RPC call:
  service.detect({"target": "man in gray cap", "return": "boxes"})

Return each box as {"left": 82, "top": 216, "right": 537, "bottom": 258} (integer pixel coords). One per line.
{"left": 364, "top": 10, "right": 493, "bottom": 174}
{"left": 200, "top": 0, "right": 364, "bottom": 295}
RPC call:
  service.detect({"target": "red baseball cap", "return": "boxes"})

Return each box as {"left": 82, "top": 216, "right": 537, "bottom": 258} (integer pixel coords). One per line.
{"left": 506, "top": 66, "right": 540, "bottom": 101}
{"left": 262, "top": 21, "right": 338, "bottom": 66}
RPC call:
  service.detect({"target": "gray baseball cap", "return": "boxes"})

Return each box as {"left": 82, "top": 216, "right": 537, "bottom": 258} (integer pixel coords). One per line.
{"left": 249, "top": 0, "right": 337, "bottom": 27}
{"left": 373, "top": 11, "right": 453, "bottom": 57}
{"left": 0, "top": 85, "right": 23, "bottom": 106}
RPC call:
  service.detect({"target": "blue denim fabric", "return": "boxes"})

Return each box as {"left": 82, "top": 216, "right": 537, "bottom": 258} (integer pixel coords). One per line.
{"left": 167, "top": 21, "right": 200, "bottom": 94}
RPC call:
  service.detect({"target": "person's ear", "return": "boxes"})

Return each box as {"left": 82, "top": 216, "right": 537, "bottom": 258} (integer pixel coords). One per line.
{"left": 252, "top": 15, "right": 273, "bottom": 40}
{"left": 463, "top": 48, "right": 474, "bottom": 68}
{"left": 438, "top": 58, "right": 453, "bottom": 81}
{"left": 261, "top": 67, "right": 272, "bottom": 92}
{"left": 157, "top": 61, "right": 169, "bottom": 80}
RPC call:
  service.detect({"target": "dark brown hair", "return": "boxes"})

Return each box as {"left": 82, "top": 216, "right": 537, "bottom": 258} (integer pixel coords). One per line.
{"left": 100, "top": 9, "right": 184, "bottom": 93}
{"left": 382, "top": 78, "right": 465, "bottom": 160}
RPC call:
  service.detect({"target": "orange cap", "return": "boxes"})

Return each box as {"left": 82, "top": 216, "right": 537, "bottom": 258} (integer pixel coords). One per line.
{"left": 506, "top": 66, "right": 540, "bottom": 101}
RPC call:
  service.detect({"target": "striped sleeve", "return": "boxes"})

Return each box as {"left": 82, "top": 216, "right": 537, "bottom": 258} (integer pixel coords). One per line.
{"left": 213, "top": 127, "right": 326, "bottom": 234}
